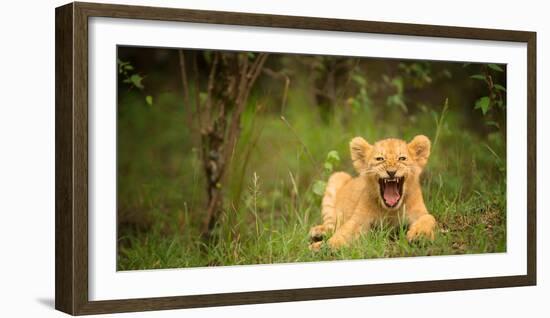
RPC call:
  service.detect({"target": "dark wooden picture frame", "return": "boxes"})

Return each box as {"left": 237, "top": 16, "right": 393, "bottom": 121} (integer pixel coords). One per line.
{"left": 55, "top": 2, "right": 537, "bottom": 315}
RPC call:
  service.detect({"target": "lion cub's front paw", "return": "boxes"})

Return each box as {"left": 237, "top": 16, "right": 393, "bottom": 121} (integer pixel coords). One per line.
{"left": 327, "top": 235, "right": 346, "bottom": 250}
{"left": 309, "top": 241, "right": 324, "bottom": 252}
{"left": 407, "top": 214, "right": 436, "bottom": 241}
{"left": 310, "top": 236, "right": 345, "bottom": 252}
{"left": 309, "top": 225, "right": 329, "bottom": 242}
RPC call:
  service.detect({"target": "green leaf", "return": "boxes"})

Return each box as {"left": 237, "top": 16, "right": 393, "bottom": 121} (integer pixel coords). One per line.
{"left": 324, "top": 162, "right": 333, "bottom": 173}
{"left": 494, "top": 84, "right": 506, "bottom": 92}
{"left": 326, "top": 150, "right": 340, "bottom": 164}
{"left": 485, "top": 120, "right": 500, "bottom": 128}
{"left": 488, "top": 63, "right": 504, "bottom": 72}
{"left": 312, "top": 180, "right": 327, "bottom": 197}
{"left": 123, "top": 64, "right": 134, "bottom": 71}
{"left": 145, "top": 95, "right": 153, "bottom": 106}
{"left": 199, "top": 92, "right": 208, "bottom": 104}
{"left": 351, "top": 98, "right": 361, "bottom": 111}
{"left": 470, "top": 74, "right": 486, "bottom": 81}
{"left": 352, "top": 74, "right": 366, "bottom": 86}
{"left": 475, "top": 96, "right": 491, "bottom": 115}
{"left": 392, "top": 77, "right": 404, "bottom": 93}
{"left": 387, "top": 95, "right": 407, "bottom": 112}
{"left": 129, "top": 74, "right": 144, "bottom": 89}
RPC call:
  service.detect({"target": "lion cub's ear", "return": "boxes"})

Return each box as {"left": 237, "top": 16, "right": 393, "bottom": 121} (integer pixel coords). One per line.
{"left": 350, "top": 137, "right": 372, "bottom": 173}
{"left": 408, "top": 135, "right": 431, "bottom": 168}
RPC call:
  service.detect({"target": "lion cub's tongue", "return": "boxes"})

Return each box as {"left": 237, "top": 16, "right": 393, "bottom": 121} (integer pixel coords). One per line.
{"left": 383, "top": 181, "right": 400, "bottom": 206}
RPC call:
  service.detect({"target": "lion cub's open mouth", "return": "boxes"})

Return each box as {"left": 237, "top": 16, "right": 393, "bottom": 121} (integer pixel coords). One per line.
{"left": 378, "top": 177, "right": 404, "bottom": 208}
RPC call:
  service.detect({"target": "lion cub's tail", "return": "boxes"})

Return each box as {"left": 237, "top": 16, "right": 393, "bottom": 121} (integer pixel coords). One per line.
{"left": 321, "top": 172, "right": 352, "bottom": 231}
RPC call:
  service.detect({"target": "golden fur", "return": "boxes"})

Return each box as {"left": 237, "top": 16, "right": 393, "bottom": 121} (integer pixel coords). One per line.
{"left": 309, "top": 135, "right": 436, "bottom": 251}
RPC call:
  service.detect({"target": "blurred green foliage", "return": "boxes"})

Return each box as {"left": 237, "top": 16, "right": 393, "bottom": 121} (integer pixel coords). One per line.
{"left": 117, "top": 58, "right": 153, "bottom": 106}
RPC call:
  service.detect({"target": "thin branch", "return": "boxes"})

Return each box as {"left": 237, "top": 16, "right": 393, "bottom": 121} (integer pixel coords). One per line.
{"left": 246, "top": 52, "right": 264, "bottom": 81}
{"left": 199, "top": 52, "right": 269, "bottom": 238}
{"left": 224, "top": 54, "right": 250, "bottom": 158}
{"left": 178, "top": 50, "right": 191, "bottom": 107}
{"left": 262, "top": 67, "right": 290, "bottom": 114}
{"left": 191, "top": 53, "right": 203, "bottom": 129}
{"left": 246, "top": 53, "right": 269, "bottom": 93}
{"left": 178, "top": 50, "right": 193, "bottom": 128}
{"left": 235, "top": 54, "right": 250, "bottom": 111}
{"left": 224, "top": 53, "right": 268, "bottom": 164}
{"left": 281, "top": 76, "right": 290, "bottom": 115}
{"left": 204, "top": 53, "right": 220, "bottom": 127}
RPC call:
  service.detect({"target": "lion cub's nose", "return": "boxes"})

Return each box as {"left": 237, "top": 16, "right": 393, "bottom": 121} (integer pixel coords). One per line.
{"left": 387, "top": 170, "right": 396, "bottom": 178}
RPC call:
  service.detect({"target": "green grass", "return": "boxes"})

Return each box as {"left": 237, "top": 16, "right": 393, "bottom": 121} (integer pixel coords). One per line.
{"left": 116, "top": 88, "right": 506, "bottom": 270}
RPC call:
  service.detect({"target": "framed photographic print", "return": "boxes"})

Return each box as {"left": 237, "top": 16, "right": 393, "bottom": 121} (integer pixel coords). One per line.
{"left": 55, "top": 2, "right": 536, "bottom": 315}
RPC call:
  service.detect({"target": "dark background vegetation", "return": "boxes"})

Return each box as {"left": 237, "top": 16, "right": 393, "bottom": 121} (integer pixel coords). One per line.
{"left": 116, "top": 46, "right": 507, "bottom": 270}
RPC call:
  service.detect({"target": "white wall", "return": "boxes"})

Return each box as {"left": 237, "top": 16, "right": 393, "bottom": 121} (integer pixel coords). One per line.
{"left": 0, "top": 0, "right": 547, "bottom": 317}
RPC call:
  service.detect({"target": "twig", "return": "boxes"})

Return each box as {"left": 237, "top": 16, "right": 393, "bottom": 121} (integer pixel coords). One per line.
{"left": 262, "top": 67, "right": 290, "bottom": 114}
{"left": 178, "top": 50, "right": 201, "bottom": 132}
{"left": 224, "top": 53, "right": 269, "bottom": 170}
{"left": 178, "top": 51, "right": 191, "bottom": 111}
{"left": 191, "top": 53, "right": 203, "bottom": 128}
{"left": 204, "top": 53, "right": 220, "bottom": 127}
{"left": 199, "top": 52, "right": 269, "bottom": 238}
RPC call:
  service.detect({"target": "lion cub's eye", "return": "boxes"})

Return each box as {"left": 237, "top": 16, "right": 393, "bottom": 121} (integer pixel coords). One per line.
{"left": 375, "top": 156, "right": 384, "bottom": 161}
{"left": 398, "top": 156, "right": 407, "bottom": 161}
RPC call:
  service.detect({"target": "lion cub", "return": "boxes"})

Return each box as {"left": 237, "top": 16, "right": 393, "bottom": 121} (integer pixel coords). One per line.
{"left": 309, "top": 135, "right": 436, "bottom": 251}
